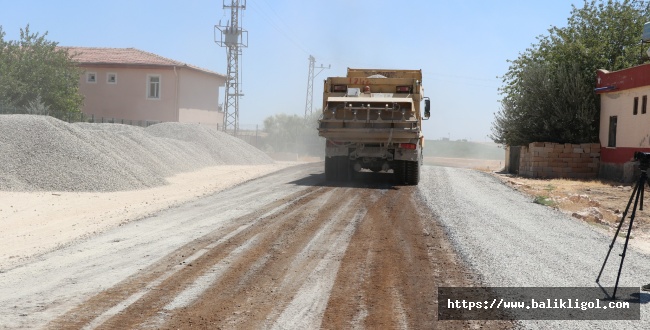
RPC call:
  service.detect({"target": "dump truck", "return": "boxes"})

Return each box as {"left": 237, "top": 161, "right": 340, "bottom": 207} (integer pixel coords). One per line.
{"left": 317, "top": 68, "right": 429, "bottom": 185}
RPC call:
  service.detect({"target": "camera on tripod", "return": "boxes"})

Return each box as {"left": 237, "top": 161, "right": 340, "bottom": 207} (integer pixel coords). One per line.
{"left": 634, "top": 151, "right": 650, "bottom": 161}
{"left": 598, "top": 150, "right": 650, "bottom": 298}
{"left": 634, "top": 151, "right": 650, "bottom": 169}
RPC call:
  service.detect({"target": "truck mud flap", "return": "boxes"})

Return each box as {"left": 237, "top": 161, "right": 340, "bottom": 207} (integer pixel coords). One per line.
{"left": 325, "top": 156, "right": 353, "bottom": 182}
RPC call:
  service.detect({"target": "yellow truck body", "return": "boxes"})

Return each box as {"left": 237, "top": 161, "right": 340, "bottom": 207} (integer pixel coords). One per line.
{"left": 318, "top": 68, "right": 429, "bottom": 184}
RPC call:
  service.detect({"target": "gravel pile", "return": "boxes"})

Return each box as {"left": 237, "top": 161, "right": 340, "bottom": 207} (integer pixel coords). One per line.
{"left": 0, "top": 115, "right": 273, "bottom": 192}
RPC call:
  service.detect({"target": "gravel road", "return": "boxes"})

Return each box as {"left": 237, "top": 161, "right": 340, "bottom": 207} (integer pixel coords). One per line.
{"left": 418, "top": 166, "right": 650, "bottom": 329}
{"left": 0, "top": 164, "right": 511, "bottom": 329}
{"left": 1, "top": 163, "right": 648, "bottom": 329}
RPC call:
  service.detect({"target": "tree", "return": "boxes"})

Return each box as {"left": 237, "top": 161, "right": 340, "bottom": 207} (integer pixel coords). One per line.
{"left": 491, "top": 0, "right": 650, "bottom": 146}
{"left": 262, "top": 112, "right": 324, "bottom": 156}
{"left": 0, "top": 25, "right": 83, "bottom": 120}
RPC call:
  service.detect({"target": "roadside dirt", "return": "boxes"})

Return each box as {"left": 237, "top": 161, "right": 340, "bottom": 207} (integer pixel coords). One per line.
{"left": 493, "top": 172, "right": 650, "bottom": 253}
{"left": 0, "top": 163, "right": 296, "bottom": 271}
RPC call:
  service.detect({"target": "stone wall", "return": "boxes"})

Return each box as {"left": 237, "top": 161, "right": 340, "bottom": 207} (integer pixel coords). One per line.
{"left": 519, "top": 142, "right": 600, "bottom": 179}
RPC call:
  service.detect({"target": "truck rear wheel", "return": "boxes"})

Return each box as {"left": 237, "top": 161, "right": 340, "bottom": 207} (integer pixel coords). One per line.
{"left": 405, "top": 160, "right": 420, "bottom": 185}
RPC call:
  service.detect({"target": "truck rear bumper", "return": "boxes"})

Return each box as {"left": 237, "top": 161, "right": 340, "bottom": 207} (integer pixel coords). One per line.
{"left": 325, "top": 145, "right": 419, "bottom": 162}
{"left": 318, "top": 127, "right": 420, "bottom": 142}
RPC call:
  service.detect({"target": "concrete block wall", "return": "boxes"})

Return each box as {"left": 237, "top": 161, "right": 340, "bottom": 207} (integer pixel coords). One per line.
{"left": 518, "top": 142, "right": 600, "bottom": 179}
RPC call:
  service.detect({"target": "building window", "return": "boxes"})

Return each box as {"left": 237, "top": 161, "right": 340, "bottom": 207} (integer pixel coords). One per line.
{"left": 641, "top": 95, "right": 648, "bottom": 113}
{"left": 107, "top": 73, "right": 117, "bottom": 84}
{"left": 634, "top": 97, "right": 639, "bottom": 115}
{"left": 608, "top": 116, "right": 617, "bottom": 148}
{"left": 86, "top": 72, "right": 97, "bottom": 83}
{"left": 147, "top": 75, "right": 160, "bottom": 99}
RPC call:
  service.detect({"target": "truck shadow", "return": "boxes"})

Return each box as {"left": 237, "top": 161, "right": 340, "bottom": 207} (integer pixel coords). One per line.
{"left": 289, "top": 170, "right": 403, "bottom": 190}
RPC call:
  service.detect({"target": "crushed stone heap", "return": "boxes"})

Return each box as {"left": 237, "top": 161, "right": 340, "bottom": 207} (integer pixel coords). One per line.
{"left": 0, "top": 115, "right": 273, "bottom": 192}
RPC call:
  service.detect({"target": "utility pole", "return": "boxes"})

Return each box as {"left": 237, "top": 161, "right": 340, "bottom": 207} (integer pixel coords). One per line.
{"left": 215, "top": 0, "right": 247, "bottom": 136}
{"left": 304, "top": 55, "right": 330, "bottom": 118}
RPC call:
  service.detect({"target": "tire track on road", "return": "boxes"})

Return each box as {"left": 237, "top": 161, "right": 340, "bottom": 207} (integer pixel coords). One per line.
{"left": 47, "top": 184, "right": 328, "bottom": 329}
{"left": 160, "top": 186, "right": 373, "bottom": 329}
{"left": 320, "top": 186, "right": 513, "bottom": 329}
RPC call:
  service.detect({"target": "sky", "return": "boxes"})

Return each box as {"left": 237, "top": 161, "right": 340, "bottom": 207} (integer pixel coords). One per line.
{"left": 0, "top": 0, "right": 588, "bottom": 142}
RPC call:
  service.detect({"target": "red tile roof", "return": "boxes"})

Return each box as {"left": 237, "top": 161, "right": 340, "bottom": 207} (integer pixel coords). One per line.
{"left": 62, "top": 47, "right": 225, "bottom": 78}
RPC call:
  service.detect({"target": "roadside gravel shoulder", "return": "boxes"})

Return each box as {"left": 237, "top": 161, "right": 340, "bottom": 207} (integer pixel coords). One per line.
{"left": 418, "top": 165, "right": 650, "bottom": 329}
{"left": 489, "top": 171, "right": 650, "bottom": 255}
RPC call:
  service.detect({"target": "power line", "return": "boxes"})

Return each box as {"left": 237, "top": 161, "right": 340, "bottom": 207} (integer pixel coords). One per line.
{"left": 304, "top": 55, "right": 330, "bottom": 118}
{"left": 423, "top": 71, "right": 501, "bottom": 83}
{"left": 247, "top": 0, "right": 311, "bottom": 55}
{"left": 215, "top": 0, "right": 248, "bottom": 136}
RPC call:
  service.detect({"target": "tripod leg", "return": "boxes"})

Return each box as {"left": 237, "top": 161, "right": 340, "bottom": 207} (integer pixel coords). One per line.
{"left": 641, "top": 180, "right": 645, "bottom": 211}
{"left": 596, "top": 175, "right": 642, "bottom": 283}
{"left": 613, "top": 175, "right": 645, "bottom": 299}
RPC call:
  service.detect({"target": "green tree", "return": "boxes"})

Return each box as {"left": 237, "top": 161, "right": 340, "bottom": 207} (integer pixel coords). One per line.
{"left": 491, "top": 0, "right": 649, "bottom": 146}
{"left": 262, "top": 112, "right": 324, "bottom": 156}
{"left": 0, "top": 25, "right": 83, "bottom": 120}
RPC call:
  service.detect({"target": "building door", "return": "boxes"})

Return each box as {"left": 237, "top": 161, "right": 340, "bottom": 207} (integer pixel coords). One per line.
{"left": 608, "top": 116, "right": 617, "bottom": 147}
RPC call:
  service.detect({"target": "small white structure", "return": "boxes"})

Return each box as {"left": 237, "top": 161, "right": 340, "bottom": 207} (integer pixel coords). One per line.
{"left": 596, "top": 63, "right": 650, "bottom": 180}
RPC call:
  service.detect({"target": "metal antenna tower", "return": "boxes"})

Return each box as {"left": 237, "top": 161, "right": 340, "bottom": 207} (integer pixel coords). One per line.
{"left": 215, "top": 0, "right": 248, "bottom": 135}
{"left": 304, "top": 55, "right": 330, "bottom": 118}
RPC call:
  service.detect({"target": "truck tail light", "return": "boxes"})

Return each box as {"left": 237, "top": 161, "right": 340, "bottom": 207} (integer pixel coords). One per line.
{"left": 399, "top": 143, "right": 417, "bottom": 150}
{"left": 331, "top": 85, "right": 347, "bottom": 92}
{"left": 396, "top": 86, "right": 412, "bottom": 93}
{"left": 326, "top": 140, "right": 339, "bottom": 147}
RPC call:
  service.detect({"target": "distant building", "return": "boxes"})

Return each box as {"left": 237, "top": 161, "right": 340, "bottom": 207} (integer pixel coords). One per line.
{"left": 65, "top": 47, "right": 226, "bottom": 126}
{"left": 596, "top": 64, "right": 650, "bottom": 181}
